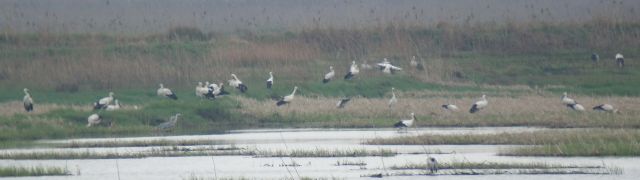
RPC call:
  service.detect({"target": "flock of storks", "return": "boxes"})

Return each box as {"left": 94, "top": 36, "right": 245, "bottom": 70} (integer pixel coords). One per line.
{"left": 19, "top": 53, "right": 625, "bottom": 130}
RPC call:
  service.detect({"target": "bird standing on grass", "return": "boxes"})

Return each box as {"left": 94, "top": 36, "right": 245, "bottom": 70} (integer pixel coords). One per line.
{"left": 388, "top": 87, "right": 397, "bottom": 108}
{"left": 157, "top": 113, "right": 181, "bottom": 130}
{"left": 561, "top": 92, "right": 577, "bottom": 105}
{"left": 615, "top": 53, "right": 625, "bottom": 68}
{"left": 157, "top": 84, "right": 178, "bottom": 100}
{"left": 377, "top": 58, "right": 402, "bottom": 74}
{"left": 23, "top": 88, "right": 34, "bottom": 112}
{"left": 276, "top": 86, "right": 298, "bottom": 106}
{"left": 323, "top": 66, "right": 335, "bottom": 83}
{"left": 94, "top": 92, "right": 114, "bottom": 110}
{"left": 567, "top": 103, "right": 586, "bottom": 111}
{"left": 86, "top": 113, "right": 102, "bottom": 127}
{"left": 344, "top": 61, "right": 359, "bottom": 80}
{"left": 394, "top": 112, "right": 415, "bottom": 132}
{"left": 229, "top": 74, "right": 248, "bottom": 93}
{"left": 267, "top": 72, "right": 274, "bottom": 89}
{"left": 593, "top": 104, "right": 618, "bottom": 113}
{"left": 336, "top": 97, "right": 351, "bottom": 108}
{"left": 469, "top": 94, "right": 488, "bottom": 113}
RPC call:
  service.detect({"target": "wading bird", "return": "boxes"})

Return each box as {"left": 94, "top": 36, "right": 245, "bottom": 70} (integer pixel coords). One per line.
{"left": 323, "top": 66, "right": 335, "bottom": 83}
{"left": 593, "top": 104, "right": 618, "bottom": 113}
{"left": 561, "top": 92, "right": 577, "bottom": 105}
{"left": 441, "top": 104, "right": 459, "bottom": 111}
{"left": 23, "top": 88, "right": 34, "bottom": 112}
{"left": 388, "top": 87, "right": 397, "bottom": 108}
{"left": 86, "top": 113, "right": 102, "bottom": 127}
{"left": 377, "top": 58, "right": 402, "bottom": 74}
{"left": 157, "top": 113, "right": 181, "bottom": 130}
{"left": 106, "top": 99, "right": 121, "bottom": 111}
{"left": 336, "top": 97, "right": 351, "bottom": 108}
{"left": 428, "top": 157, "right": 438, "bottom": 173}
{"left": 469, "top": 94, "right": 488, "bottom": 113}
{"left": 409, "top": 56, "right": 424, "bottom": 70}
{"left": 94, "top": 92, "right": 114, "bottom": 110}
{"left": 157, "top": 84, "right": 177, "bottom": 100}
{"left": 567, "top": 103, "right": 585, "bottom": 111}
{"left": 266, "top": 72, "right": 274, "bottom": 89}
{"left": 276, "top": 86, "right": 298, "bottom": 106}
{"left": 394, "top": 112, "right": 416, "bottom": 132}
{"left": 229, "top": 74, "right": 248, "bottom": 93}
{"left": 615, "top": 53, "right": 624, "bottom": 68}
{"left": 344, "top": 61, "right": 359, "bottom": 80}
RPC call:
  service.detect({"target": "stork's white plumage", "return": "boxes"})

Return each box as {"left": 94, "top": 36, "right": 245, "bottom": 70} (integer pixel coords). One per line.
{"left": 394, "top": 112, "right": 416, "bottom": 131}
{"left": 377, "top": 58, "right": 402, "bottom": 74}
{"left": 561, "top": 92, "right": 577, "bottom": 105}
{"left": 276, "top": 86, "right": 298, "bottom": 106}
{"left": 469, "top": 94, "right": 488, "bottom": 113}
{"left": 323, "top": 66, "right": 335, "bottom": 83}
{"left": 441, "top": 104, "right": 459, "bottom": 111}
{"left": 388, "top": 87, "right": 397, "bottom": 108}
{"left": 616, "top": 53, "right": 624, "bottom": 60}
{"left": 615, "top": 53, "right": 625, "bottom": 68}
{"left": 94, "top": 92, "right": 114, "bottom": 110}
{"left": 361, "top": 60, "right": 373, "bottom": 70}
{"left": 410, "top": 56, "right": 418, "bottom": 67}
{"left": 229, "top": 74, "right": 248, "bottom": 93}
{"left": 157, "top": 84, "right": 177, "bottom": 100}
{"left": 23, "top": 88, "right": 34, "bottom": 112}
{"left": 106, "top": 99, "right": 121, "bottom": 111}
{"left": 86, "top": 113, "right": 102, "bottom": 127}
{"left": 593, "top": 104, "right": 618, "bottom": 113}
{"left": 336, "top": 97, "right": 351, "bottom": 108}
{"left": 567, "top": 103, "right": 585, "bottom": 111}
{"left": 344, "top": 61, "right": 359, "bottom": 80}
{"left": 195, "top": 82, "right": 210, "bottom": 98}
{"left": 267, "top": 72, "right": 274, "bottom": 89}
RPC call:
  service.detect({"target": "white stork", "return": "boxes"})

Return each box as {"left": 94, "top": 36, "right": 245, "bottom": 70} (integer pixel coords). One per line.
{"left": 469, "top": 94, "right": 488, "bottom": 113}
{"left": 615, "top": 53, "right": 625, "bottom": 68}
{"left": 361, "top": 60, "right": 373, "bottom": 70}
{"left": 86, "top": 113, "right": 102, "bottom": 127}
{"left": 441, "top": 104, "right": 459, "bottom": 111}
{"left": 323, "top": 66, "right": 335, "bottom": 84}
{"left": 94, "top": 92, "right": 114, "bottom": 110}
{"left": 106, "top": 100, "right": 121, "bottom": 111}
{"left": 409, "top": 56, "right": 424, "bottom": 70}
{"left": 394, "top": 112, "right": 416, "bottom": 132}
{"left": 593, "top": 104, "right": 618, "bottom": 113}
{"left": 567, "top": 103, "right": 585, "bottom": 111}
{"left": 561, "top": 92, "right": 577, "bottom": 105}
{"left": 23, "top": 88, "right": 34, "bottom": 112}
{"left": 388, "top": 87, "right": 397, "bottom": 108}
{"left": 267, "top": 72, "right": 274, "bottom": 89}
{"left": 377, "top": 58, "right": 402, "bottom": 74}
{"left": 276, "top": 86, "right": 298, "bottom": 106}
{"left": 195, "top": 82, "right": 209, "bottom": 97}
{"left": 229, "top": 74, "right": 248, "bottom": 93}
{"left": 157, "top": 84, "right": 177, "bottom": 100}
{"left": 344, "top": 61, "right": 359, "bottom": 80}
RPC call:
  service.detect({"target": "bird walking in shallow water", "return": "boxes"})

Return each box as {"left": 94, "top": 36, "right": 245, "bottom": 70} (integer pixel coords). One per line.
{"left": 22, "top": 88, "right": 34, "bottom": 112}
{"left": 428, "top": 157, "right": 438, "bottom": 174}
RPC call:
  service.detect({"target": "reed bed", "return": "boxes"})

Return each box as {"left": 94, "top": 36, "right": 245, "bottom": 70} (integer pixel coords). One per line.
{"left": 0, "top": 165, "right": 70, "bottom": 177}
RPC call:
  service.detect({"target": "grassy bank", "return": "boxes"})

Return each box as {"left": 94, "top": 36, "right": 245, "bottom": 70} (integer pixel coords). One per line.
{"left": 367, "top": 129, "right": 640, "bottom": 156}
{"left": 0, "top": 166, "right": 70, "bottom": 177}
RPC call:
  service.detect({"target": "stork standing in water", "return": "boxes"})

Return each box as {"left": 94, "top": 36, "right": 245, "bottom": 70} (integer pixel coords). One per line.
{"left": 276, "top": 86, "right": 298, "bottom": 106}
{"left": 469, "top": 94, "right": 488, "bottom": 113}
{"left": 394, "top": 112, "right": 416, "bottom": 132}
{"left": 388, "top": 87, "right": 397, "bottom": 108}
{"left": 336, "top": 97, "right": 351, "bottom": 108}
{"left": 94, "top": 92, "right": 114, "bottom": 110}
{"left": 344, "top": 61, "right": 359, "bottom": 80}
{"left": 266, "top": 72, "right": 274, "bottom": 89}
{"left": 229, "top": 74, "right": 248, "bottom": 93}
{"left": 157, "top": 113, "right": 181, "bottom": 130}
{"left": 86, "top": 113, "right": 102, "bottom": 127}
{"left": 428, "top": 157, "right": 438, "bottom": 174}
{"left": 323, "top": 66, "right": 335, "bottom": 83}
{"left": 615, "top": 53, "right": 625, "bottom": 68}
{"left": 22, "top": 88, "right": 34, "bottom": 112}
{"left": 593, "top": 104, "right": 618, "bottom": 113}
{"left": 106, "top": 100, "right": 121, "bottom": 111}
{"left": 157, "top": 84, "right": 178, "bottom": 100}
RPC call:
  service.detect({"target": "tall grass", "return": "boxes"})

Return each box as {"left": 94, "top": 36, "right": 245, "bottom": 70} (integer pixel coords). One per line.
{"left": 0, "top": 166, "right": 70, "bottom": 177}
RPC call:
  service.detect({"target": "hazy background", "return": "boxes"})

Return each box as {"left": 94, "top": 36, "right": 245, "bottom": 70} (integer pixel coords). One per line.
{"left": 2, "top": 0, "right": 639, "bottom": 34}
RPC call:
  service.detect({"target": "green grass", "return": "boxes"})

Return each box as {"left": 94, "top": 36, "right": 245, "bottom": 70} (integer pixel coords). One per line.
{"left": 0, "top": 166, "right": 70, "bottom": 177}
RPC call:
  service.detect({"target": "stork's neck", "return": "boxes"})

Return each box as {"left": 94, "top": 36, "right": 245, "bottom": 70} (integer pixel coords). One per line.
{"left": 291, "top": 88, "right": 297, "bottom": 96}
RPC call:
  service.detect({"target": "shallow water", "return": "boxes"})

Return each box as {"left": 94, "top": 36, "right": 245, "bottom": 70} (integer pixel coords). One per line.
{"left": 0, "top": 127, "right": 638, "bottom": 179}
